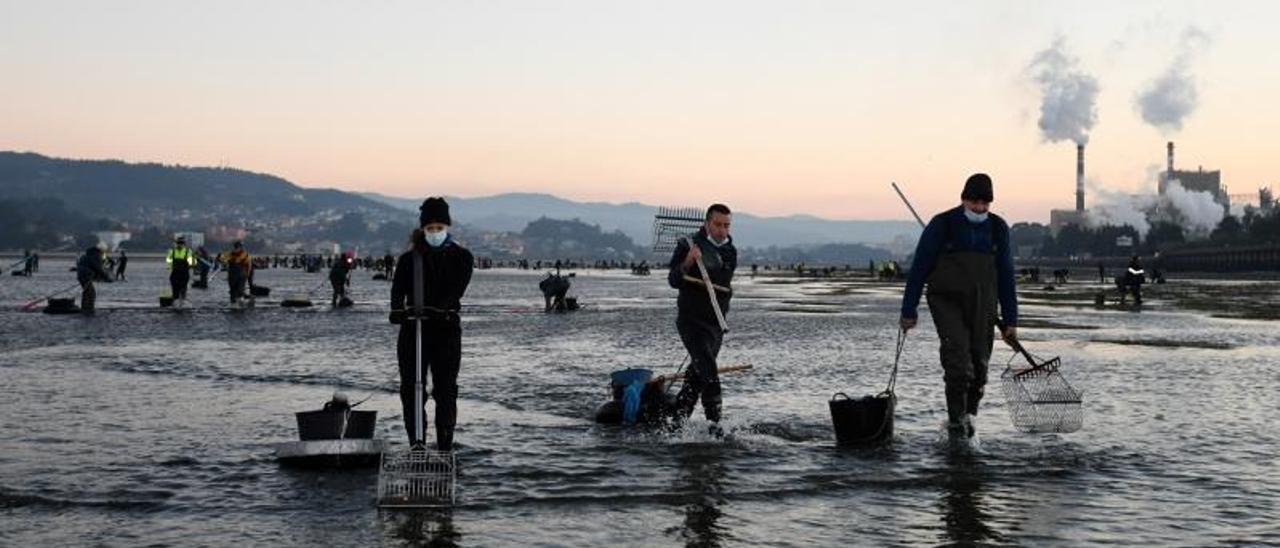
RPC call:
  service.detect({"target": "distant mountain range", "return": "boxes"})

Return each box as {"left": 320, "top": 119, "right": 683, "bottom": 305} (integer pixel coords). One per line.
{"left": 0, "top": 151, "right": 920, "bottom": 254}
{"left": 0, "top": 151, "right": 401, "bottom": 223}
{"left": 360, "top": 191, "right": 920, "bottom": 249}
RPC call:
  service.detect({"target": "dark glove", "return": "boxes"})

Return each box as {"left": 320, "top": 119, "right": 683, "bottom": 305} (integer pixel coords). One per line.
{"left": 389, "top": 310, "right": 406, "bottom": 325}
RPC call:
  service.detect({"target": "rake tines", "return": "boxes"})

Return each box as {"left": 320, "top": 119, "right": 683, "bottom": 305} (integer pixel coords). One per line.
{"left": 652, "top": 205, "right": 703, "bottom": 254}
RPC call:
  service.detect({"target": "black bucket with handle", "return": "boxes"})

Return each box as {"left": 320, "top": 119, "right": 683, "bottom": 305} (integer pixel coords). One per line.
{"left": 829, "top": 329, "right": 903, "bottom": 446}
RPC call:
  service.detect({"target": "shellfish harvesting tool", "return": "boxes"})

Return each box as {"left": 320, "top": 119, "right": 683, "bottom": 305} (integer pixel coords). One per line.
{"left": 652, "top": 206, "right": 729, "bottom": 333}
{"left": 377, "top": 253, "right": 456, "bottom": 508}
{"left": 20, "top": 283, "right": 81, "bottom": 311}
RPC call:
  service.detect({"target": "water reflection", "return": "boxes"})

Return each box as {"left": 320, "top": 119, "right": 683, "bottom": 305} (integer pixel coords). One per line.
{"left": 381, "top": 508, "right": 460, "bottom": 547}
{"left": 674, "top": 447, "right": 729, "bottom": 548}
{"left": 937, "top": 451, "right": 1003, "bottom": 546}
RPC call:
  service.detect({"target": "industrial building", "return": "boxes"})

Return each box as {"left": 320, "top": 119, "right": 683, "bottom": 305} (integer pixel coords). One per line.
{"left": 1159, "top": 141, "right": 1229, "bottom": 212}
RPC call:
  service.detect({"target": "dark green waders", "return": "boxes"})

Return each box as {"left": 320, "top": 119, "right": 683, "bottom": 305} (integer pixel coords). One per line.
{"left": 925, "top": 251, "right": 999, "bottom": 430}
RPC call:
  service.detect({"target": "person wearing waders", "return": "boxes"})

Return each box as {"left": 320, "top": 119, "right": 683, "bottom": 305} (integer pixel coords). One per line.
{"left": 20, "top": 249, "right": 34, "bottom": 276}
{"left": 389, "top": 197, "right": 474, "bottom": 452}
{"left": 226, "top": 241, "right": 253, "bottom": 307}
{"left": 668, "top": 204, "right": 736, "bottom": 437}
{"left": 115, "top": 249, "right": 128, "bottom": 281}
{"left": 900, "top": 174, "right": 1018, "bottom": 440}
{"left": 166, "top": 237, "right": 196, "bottom": 306}
{"left": 76, "top": 244, "right": 113, "bottom": 315}
{"left": 194, "top": 246, "right": 212, "bottom": 288}
{"left": 1122, "top": 256, "right": 1145, "bottom": 305}
{"left": 330, "top": 252, "right": 352, "bottom": 307}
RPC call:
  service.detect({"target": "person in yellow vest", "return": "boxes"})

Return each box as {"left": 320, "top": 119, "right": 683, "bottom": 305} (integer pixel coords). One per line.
{"left": 226, "top": 241, "right": 253, "bottom": 307}
{"left": 166, "top": 237, "right": 197, "bottom": 307}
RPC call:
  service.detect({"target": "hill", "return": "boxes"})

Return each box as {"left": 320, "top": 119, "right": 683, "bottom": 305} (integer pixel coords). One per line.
{"left": 361, "top": 191, "right": 920, "bottom": 249}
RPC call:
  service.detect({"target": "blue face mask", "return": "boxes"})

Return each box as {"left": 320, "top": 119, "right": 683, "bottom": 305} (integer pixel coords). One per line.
{"left": 425, "top": 230, "right": 448, "bottom": 247}
{"left": 963, "top": 208, "right": 989, "bottom": 224}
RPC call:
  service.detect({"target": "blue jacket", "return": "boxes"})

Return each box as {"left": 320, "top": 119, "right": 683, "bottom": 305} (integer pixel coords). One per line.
{"left": 901, "top": 206, "right": 1017, "bottom": 326}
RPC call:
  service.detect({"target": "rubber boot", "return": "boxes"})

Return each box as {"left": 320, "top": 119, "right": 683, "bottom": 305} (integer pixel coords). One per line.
{"left": 965, "top": 385, "right": 983, "bottom": 439}
{"left": 945, "top": 385, "right": 968, "bottom": 437}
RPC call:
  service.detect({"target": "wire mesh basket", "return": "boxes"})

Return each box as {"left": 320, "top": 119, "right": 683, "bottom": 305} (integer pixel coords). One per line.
{"left": 1000, "top": 354, "right": 1083, "bottom": 434}
{"left": 376, "top": 448, "right": 456, "bottom": 508}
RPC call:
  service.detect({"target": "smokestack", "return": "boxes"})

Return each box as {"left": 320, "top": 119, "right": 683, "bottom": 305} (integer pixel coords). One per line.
{"left": 1076, "top": 143, "right": 1085, "bottom": 212}
{"left": 1167, "top": 141, "right": 1175, "bottom": 177}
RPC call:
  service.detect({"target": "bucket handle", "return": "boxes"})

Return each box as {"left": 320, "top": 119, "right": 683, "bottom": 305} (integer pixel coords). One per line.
{"left": 885, "top": 328, "right": 905, "bottom": 395}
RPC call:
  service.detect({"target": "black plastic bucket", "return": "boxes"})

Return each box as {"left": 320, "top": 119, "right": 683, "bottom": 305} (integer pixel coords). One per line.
{"left": 44, "top": 298, "right": 80, "bottom": 315}
{"left": 296, "top": 410, "right": 377, "bottom": 440}
{"left": 829, "top": 391, "right": 895, "bottom": 445}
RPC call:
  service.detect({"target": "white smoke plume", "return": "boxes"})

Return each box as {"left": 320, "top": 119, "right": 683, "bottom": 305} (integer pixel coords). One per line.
{"left": 1028, "top": 38, "right": 1100, "bottom": 145}
{"left": 1160, "top": 180, "right": 1224, "bottom": 237}
{"left": 1085, "top": 180, "right": 1223, "bottom": 239}
{"left": 1085, "top": 185, "right": 1154, "bottom": 237}
{"left": 1135, "top": 27, "right": 1212, "bottom": 132}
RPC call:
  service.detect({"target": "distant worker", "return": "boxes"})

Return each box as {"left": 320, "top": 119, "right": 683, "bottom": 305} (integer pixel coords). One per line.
{"left": 115, "top": 249, "right": 129, "bottom": 281}
{"left": 900, "top": 173, "right": 1018, "bottom": 440}
{"left": 166, "top": 237, "right": 196, "bottom": 306}
{"left": 195, "top": 246, "right": 212, "bottom": 288}
{"left": 76, "top": 244, "right": 114, "bottom": 315}
{"left": 1121, "top": 256, "right": 1145, "bottom": 305}
{"left": 20, "top": 249, "right": 34, "bottom": 276}
{"left": 330, "top": 251, "right": 353, "bottom": 307}
{"left": 226, "top": 241, "right": 253, "bottom": 307}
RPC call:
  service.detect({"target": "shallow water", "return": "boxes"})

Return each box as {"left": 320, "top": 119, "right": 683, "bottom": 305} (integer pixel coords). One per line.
{"left": 1, "top": 261, "right": 1278, "bottom": 546}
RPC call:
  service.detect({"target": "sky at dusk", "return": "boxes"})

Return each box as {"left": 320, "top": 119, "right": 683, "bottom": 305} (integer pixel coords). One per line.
{"left": 2, "top": 1, "right": 1277, "bottom": 223}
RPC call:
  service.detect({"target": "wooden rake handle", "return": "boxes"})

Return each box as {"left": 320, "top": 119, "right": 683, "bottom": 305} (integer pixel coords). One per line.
{"left": 649, "top": 363, "right": 753, "bottom": 385}
{"left": 681, "top": 274, "right": 732, "bottom": 294}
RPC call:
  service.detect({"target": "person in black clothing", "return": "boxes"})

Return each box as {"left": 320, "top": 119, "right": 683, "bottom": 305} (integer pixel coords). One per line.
{"left": 667, "top": 203, "right": 737, "bottom": 435}
{"left": 76, "top": 245, "right": 114, "bottom": 314}
{"left": 1121, "top": 256, "right": 1145, "bottom": 305}
{"left": 20, "top": 249, "right": 34, "bottom": 276}
{"left": 390, "top": 197, "right": 474, "bottom": 452}
{"left": 115, "top": 250, "right": 128, "bottom": 281}
{"left": 330, "top": 252, "right": 352, "bottom": 307}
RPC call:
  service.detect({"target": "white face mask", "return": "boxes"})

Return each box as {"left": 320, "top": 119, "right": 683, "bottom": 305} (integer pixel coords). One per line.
{"left": 425, "top": 230, "right": 448, "bottom": 247}
{"left": 963, "top": 208, "right": 989, "bottom": 224}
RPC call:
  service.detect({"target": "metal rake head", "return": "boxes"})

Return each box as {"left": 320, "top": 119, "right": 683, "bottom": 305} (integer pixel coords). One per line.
{"left": 376, "top": 448, "right": 457, "bottom": 508}
{"left": 652, "top": 205, "right": 703, "bottom": 254}
{"left": 1000, "top": 356, "right": 1084, "bottom": 434}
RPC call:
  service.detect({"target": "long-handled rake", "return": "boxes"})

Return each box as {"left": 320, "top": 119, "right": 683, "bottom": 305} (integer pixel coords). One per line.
{"left": 652, "top": 206, "right": 729, "bottom": 333}
{"left": 4, "top": 256, "right": 31, "bottom": 274}
{"left": 20, "top": 282, "right": 81, "bottom": 311}
{"left": 377, "top": 252, "right": 456, "bottom": 508}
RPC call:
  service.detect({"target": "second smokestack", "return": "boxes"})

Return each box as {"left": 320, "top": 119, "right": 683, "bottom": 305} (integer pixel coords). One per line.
{"left": 1076, "top": 143, "right": 1085, "bottom": 212}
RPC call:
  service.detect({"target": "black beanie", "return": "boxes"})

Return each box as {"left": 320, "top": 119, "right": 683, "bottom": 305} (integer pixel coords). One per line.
{"left": 419, "top": 197, "right": 452, "bottom": 226}
{"left": 961, "top": 173, "right": 994, "bottom": 202}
